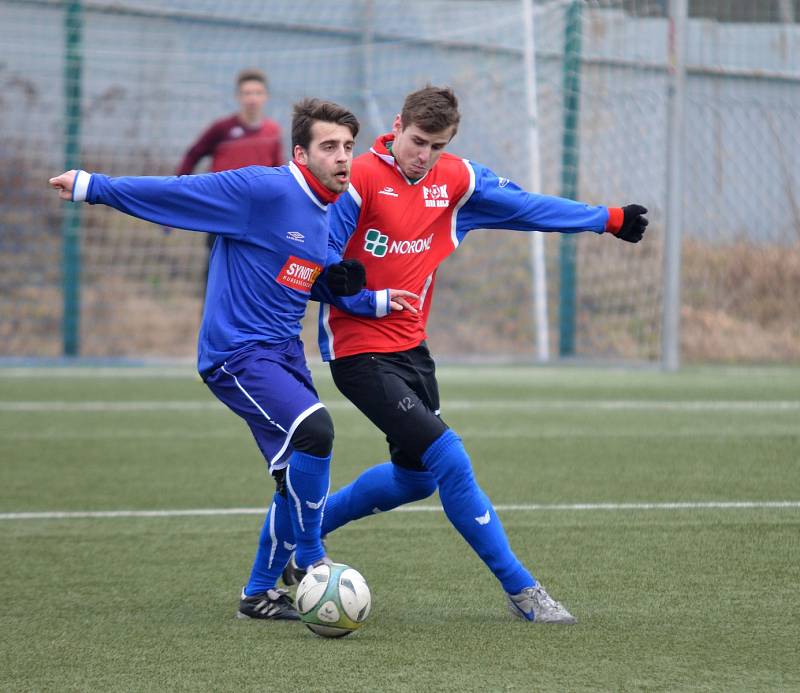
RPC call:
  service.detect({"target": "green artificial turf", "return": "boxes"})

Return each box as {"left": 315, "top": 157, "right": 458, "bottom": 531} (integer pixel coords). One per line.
{"left": 1, "top": 365, "right": 798, "bottom": 691}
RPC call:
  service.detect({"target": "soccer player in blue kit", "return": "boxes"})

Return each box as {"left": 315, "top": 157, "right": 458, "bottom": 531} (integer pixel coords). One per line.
{"left": 49, "top": 98, "right": 415, "bottom": 621}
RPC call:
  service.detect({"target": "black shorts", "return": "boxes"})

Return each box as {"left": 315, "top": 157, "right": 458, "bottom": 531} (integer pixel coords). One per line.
{"left": 328, "top": 343, "right": 448, "bottom": 471}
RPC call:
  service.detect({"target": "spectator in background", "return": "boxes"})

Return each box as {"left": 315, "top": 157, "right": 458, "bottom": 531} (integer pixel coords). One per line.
{"left": 177, "top": 68, "right": 284, "bottom": 274}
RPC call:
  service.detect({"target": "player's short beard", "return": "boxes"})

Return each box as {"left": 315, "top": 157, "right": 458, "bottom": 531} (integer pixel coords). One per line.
{"left": 308, "top": 159, "right": 348, "bottom": 194}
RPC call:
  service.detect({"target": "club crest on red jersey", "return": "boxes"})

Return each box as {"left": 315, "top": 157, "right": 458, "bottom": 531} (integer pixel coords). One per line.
{"left": 276, "top": 255, "right": 322, "bottom": 292}
{"left": 423, "top": 184, "right": 449, "bottom": 208}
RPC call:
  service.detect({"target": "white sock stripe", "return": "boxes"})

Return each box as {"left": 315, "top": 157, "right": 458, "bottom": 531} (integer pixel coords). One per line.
{"left": 219, "top": 366, "right": 287, "bottom": 433}
{"left": 284, "top": 467, "right": 305, "bottom": 533}
{"left": 319, "top": 483, "right": 331, "bottom": 527}
{"left": 267, "top": 501, "right": 277, "bottom": 570}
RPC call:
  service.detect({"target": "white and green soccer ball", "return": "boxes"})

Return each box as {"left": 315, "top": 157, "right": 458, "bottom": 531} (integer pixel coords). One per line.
{"left": 295, "top": 562, "right": 371, "bottom": 638}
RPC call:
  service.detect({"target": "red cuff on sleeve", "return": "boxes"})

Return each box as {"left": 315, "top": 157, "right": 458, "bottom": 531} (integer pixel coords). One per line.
{"left": 605, "top": 207, "right": 624, "bottom": 234}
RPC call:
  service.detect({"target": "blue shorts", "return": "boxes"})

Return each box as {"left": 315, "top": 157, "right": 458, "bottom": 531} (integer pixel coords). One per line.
{"left": 204, "top": 340, "right": 324, "bottom": 472}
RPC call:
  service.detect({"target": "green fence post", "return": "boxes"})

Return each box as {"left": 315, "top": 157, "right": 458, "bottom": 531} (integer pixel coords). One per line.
{"left": 62, "top": 0, "right": 83, "bottom": 356}
{"left": 558, "top": 0, "right": 582, "bottom": 357}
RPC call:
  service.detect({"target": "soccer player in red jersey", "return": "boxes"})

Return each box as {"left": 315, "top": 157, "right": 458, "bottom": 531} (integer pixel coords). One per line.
{"left": 287, "top": 86, "right": 649, "bottom": 624}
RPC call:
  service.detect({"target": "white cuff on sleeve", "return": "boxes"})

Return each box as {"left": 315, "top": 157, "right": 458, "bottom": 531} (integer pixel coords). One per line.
{"left": 72, "top": 170, "right": 91, "bottom": 202}
{"left": 376, "top": 289, "right": 390, "bottom": 317}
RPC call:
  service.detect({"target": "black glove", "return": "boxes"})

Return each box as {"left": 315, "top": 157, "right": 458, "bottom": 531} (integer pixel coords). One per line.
{"left": 616, "top": 204, "right": 649, "bottom": 243}
{"left": 325, "top": 258, "right": 367, "bottom": 296}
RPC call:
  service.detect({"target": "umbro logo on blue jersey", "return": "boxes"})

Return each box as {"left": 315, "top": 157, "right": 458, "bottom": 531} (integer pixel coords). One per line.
{"left": 286, "top": 231, "right": 305, "bottom": 242}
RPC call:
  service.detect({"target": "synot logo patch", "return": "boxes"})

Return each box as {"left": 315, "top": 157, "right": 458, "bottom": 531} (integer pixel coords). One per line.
{"left": 276, "top": 255, "right": 322, "bottom": 292}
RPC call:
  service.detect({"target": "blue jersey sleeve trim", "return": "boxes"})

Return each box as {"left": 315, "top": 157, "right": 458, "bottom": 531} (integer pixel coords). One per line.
{"left": 311, "top": 282, "right": 383, "bottom": 318}
{"left": 318, "top": 304, "right": 334, "bottom": 361}
{"left": 72, "top": 170, "right": 91, "bottom": 202}
{"left": 450, "top": 159, "right": 476, "bottom": 250}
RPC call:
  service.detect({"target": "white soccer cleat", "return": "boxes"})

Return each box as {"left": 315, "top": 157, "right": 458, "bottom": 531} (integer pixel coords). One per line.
{"left": 506, "top": 585, "right": 577, "bottom": 624}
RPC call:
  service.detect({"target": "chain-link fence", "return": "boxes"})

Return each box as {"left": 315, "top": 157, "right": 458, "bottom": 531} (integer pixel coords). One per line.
{"left": 1, "top": 0, "right": 798, "bottom": 364}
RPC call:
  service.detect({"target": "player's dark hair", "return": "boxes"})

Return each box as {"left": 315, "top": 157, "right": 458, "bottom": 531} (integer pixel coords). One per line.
{"left": 236, "top": 68, "right": 268, "bottom": 90}
{"left": 291, "top": 98, "right": 360, "bottom": 150}
{"left": 400, "top": 85, "right": 460, "bottom": 135}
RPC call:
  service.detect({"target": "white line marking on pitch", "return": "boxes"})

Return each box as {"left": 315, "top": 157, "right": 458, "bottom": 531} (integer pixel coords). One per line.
{"left": 2, "top": 400, "right": 799, "bottom": 412}
{"left": 2, "top": 427, "right": 795, "bottom": 441}
{"left": 0, "top": 401, "right": 226, "bottom": 412}
{"left": 2, "top": 501, "right": 799, "bottom": 521}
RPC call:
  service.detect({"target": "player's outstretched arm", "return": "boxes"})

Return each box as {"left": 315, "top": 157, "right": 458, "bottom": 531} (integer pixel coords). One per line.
{"left": 48, "top": 168, "right": 253, "bottom": 236}
{"left": 455, "top": 162, "right": 650, "bottom": 244}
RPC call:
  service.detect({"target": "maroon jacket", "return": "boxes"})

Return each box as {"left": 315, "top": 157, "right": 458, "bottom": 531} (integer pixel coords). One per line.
{"left": 177, "top": 114, "right": 283, "bottom": 175}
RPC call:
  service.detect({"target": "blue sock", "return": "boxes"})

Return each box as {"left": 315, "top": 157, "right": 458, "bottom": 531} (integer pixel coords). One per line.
{"left": 422, "top": 429, "right": 536, "bottom": 594}
{"left": 322, "top": 462, "right": 437, "bottom": 535}
{"left": 244, "top": 493, "right": 295, "bottom": 596}
{"left": 285, "top": 450, "right": 331, "bottom": 569}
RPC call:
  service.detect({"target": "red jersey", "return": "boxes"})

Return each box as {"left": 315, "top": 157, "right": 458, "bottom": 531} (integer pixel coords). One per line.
{"left": 318, "top": 134, "right": 616, "bottom": 361}
{"left": 177, "top": 114, "right": 283, "bottom": 175}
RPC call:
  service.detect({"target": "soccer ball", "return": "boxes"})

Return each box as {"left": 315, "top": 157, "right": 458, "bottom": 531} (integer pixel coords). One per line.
{"left": 295, "top": 562, "right": 371, "bottom": 638}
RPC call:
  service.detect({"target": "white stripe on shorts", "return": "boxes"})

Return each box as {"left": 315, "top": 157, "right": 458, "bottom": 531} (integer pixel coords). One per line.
{"left": 269, "top": 402, "right": 326, "bottom": 471}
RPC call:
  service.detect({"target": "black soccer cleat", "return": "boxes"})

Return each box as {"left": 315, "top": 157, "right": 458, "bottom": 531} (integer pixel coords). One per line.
{"left": 281, "top": 537, "right": 328, "bottom": 586}
{"left": 236, "top": 587, "right": 300, "bottom": 621}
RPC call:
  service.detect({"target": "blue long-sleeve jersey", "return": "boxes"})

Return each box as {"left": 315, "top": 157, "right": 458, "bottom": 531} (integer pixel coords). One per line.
{"left": 77, "top": 163, "right": 383, "bottom": 375}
